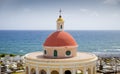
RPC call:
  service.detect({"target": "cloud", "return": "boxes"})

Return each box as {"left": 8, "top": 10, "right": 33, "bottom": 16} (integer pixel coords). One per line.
{"left": 90, "top": 11, "right": 99, "bottom": 17}
{"left": 80, "top": 8, "right": 88, "bottom": 12}
{"left": 103, "top": 0, "right": 120, "bottom": 5}
{"left": 80, "top": 8, "right": 99, "bottom": 17}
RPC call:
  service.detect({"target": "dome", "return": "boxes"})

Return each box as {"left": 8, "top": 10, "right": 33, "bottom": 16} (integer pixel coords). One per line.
{"left": 57, "top": 15, "right": 64, "bottom": 22}
{"left": 43, "top": 31, "right": 78, "bottom": 47}
{"left": 57, "top": 18, "right": 64, "bottom": 22}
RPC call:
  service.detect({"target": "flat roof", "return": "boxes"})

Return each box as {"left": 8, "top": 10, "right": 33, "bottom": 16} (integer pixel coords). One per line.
{"left": 25, "top": 52, "right": 97, "bottom": 62}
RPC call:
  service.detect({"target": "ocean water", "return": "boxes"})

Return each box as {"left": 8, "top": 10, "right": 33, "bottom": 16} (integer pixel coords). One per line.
{"left": 0, "top": 30, "right": 120, "bottom": 55}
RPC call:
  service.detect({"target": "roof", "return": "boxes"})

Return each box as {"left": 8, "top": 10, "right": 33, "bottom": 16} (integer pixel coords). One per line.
{"left": 57, "top": 17, "right": 64, "bottom": 22}
{"left": 57, "top": 15, "right": 64, "bottom": 22}
{"left": 43, "top": 31, "right": 78, "bottom": 47}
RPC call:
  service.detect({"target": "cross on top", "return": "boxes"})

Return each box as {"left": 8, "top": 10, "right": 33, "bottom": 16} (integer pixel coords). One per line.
{"left": 59, "top": 9, "right": 62, "bottom": 15}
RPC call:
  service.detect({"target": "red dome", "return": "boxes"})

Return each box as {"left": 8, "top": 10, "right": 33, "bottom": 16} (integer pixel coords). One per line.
{"left": 43, "top": 31, "right": 77, "bottom": 46}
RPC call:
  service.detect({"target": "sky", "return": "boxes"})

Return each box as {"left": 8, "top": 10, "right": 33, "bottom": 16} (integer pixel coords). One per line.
{"left": 0, "top": 0, "right": 120, "bottom": 30}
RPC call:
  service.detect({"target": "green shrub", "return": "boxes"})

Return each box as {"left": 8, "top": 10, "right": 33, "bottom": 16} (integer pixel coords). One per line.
{"left": 0, "top": 54, "right": 5, "bottom": 57}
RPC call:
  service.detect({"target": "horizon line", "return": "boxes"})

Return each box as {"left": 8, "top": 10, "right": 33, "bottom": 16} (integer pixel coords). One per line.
{"left": 0, "top": 29, "right": 120, "bottom": 31}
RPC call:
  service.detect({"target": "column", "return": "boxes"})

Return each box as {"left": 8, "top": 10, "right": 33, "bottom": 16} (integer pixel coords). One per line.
{"left": 93, "top": 66, "right": 96, "bottom": 74}
{"left": 72, "top": 68, "right": 76, "bottom": 74}
{"left": 47, "top": 67, "right": 50, "bottom": 74}
{"left": 91, "top": 67, "right": 93, "bottom": 74}
{"left": 36, "top": 66, "right": 39, "bottom": 74}
{"left": 83, "top": 67, "right": 86, "bottom": 74}
{"left": 60, "top": 66, "right": 63, "bottom": 74}
{"left": 28, "top": 66, "right": 30, "bottom": 74}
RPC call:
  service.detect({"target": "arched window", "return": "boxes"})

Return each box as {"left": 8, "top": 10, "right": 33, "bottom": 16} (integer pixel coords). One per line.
{"left": 66, "top": 51, "right": 71, "bottom": 56}
{"left": 40, "top": 70, "right": 46, "bottom": 74}
{"left": 31, "top": 68, "right": 36, "bottom": 74}
{"left": 60, "top": 25, "right": 62, "bottom": 29}
{"left": 54, "top": 50, "right": 57, "bottom": 57}
{"left": 64, "top": 70, "right": 71, "bottom": 74}
{"left": 44, "top": 50, "right": 47, "bottom": 55}
{"left": 51, "top": 70, "right": 59, "bottom": 74}
{"left": 76, "top": 69, "right": 83, "bottom": 74}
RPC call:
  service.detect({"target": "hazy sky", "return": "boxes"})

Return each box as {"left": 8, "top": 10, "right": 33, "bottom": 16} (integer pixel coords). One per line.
{"left": 0, "top": 0, "right": 120, "bottom": 30}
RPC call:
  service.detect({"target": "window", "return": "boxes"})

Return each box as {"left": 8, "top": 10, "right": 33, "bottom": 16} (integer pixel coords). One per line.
{"left": 66, "top": 51, "right": 71, "bottom": 56}
{"left": 54, "top": 50, "right": 57, "bottom": 57}
{"left": 51, "top": 70, "right": 59, "bottom": 74}
{"left": 65, "top": 70, "right": 71, "bottom": 74}
{"left": 61, "top": 25, "right": 62, "bottom": 29}
{"left": 40, "top": 70, "right": 46, "bottom": 74}
{"left": 44, "top": 50, "right": 47, "bottom": 55}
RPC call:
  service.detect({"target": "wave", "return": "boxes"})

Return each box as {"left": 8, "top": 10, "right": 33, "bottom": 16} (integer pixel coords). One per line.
{"left": 92, "top": 51, "right": 120, "bottom": 57}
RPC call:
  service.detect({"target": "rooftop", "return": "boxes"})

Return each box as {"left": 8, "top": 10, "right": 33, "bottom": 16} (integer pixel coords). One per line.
{"left": 43, "top": 31, "right": 78, "bottom": 47}
{"left": 25, "top": 52, "right": 97, "bottom": 63}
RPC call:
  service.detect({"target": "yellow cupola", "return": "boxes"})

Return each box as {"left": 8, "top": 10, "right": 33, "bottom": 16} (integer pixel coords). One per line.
{"left": 56, "top": 9, "right": 64, "bottom": 31}
{"left": 57, "top": 15, "right": 64, "bottom": 22}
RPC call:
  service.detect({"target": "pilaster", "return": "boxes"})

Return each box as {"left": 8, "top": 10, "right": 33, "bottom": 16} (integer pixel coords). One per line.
{"left": 93, "top": 66, "right": 96, "bottom": 74}
{"left": 72, "top": 68, "right": 76, "bottom": 74}
{"left": 28, "top": 66, "right": 30, "bottom": 74}
{"left": 60, "top": 66, "right": 63, "bottom": 74}
{"left": 91, "top": 66, "right": 93, "bottom": 74}
{"left": 83, "top": 67, "right": 86, "bottom": 74}
{"left": 36, "top": 66, "right": 39, "bottom": 74}
{"left": 47, "top": 67, "right": 50, "bottom": 74}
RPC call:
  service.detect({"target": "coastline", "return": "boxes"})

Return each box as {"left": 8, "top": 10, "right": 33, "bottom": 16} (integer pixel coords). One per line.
{"left": 0, "top": 53, "right": 17, "bottom": 58}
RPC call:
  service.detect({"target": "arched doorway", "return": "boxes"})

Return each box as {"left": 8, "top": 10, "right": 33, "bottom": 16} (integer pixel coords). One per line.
{"left": 54, "top": 50, "right": 57, "bottom": 57}
{"left": 51, "top": 70, "right": 59, "bottom": 74}
{"left": 76, "top": 69, "right": 83, "bottom": 74}
{"left": 31, "top": 68, "right": 36, "bottom": 74}
{"left": 26, "top": 66, "right": 28, "bottom": 74}
{"left": 40, "top": 70, "right": 46, "bottom": 74}
{"left": 64, "top": 70, "right": 71, "bottom": 74}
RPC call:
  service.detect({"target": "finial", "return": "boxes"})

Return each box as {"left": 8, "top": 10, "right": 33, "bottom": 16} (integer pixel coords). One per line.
{"left": 59, "top": 9, "right": 62, "bottom": 18}
{"left": 59, "top": 9, "right": 62, "bottom": 15}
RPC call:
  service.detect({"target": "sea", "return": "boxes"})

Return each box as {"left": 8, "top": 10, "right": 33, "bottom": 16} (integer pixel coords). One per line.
{"left": 0, "top": 30, "right": 120, "bottom": 55}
